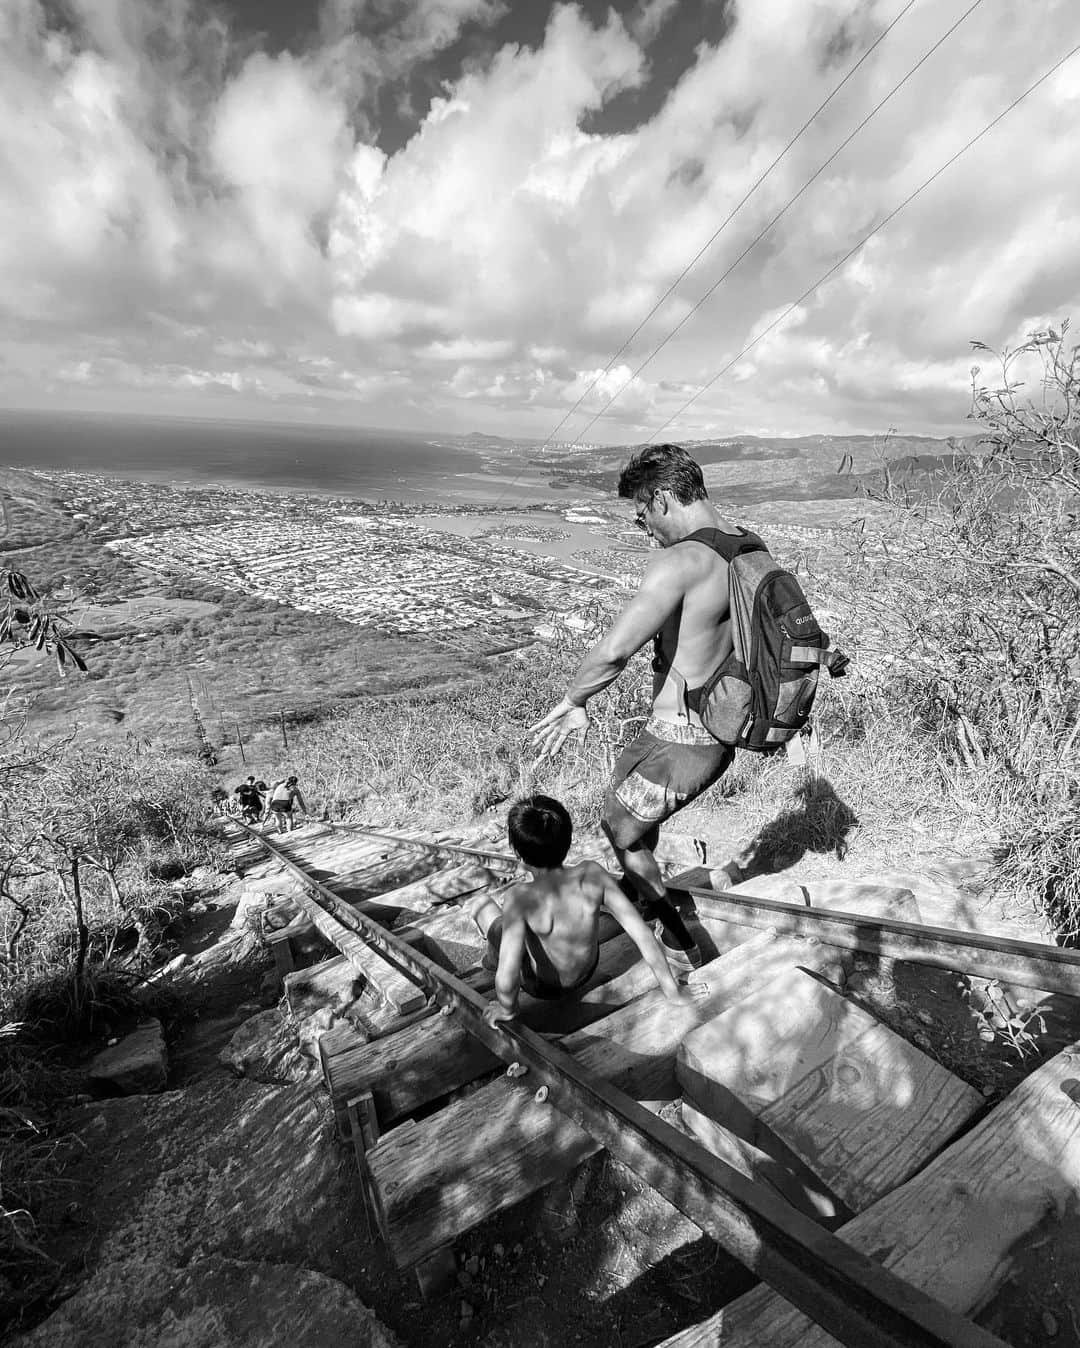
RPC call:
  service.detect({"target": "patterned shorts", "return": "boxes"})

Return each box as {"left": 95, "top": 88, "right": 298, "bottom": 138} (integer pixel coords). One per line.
{"left": 602, "top": 717, "right": 734, "bottom": 850}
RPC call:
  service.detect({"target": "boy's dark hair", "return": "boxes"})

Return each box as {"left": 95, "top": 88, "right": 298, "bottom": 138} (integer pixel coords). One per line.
{"left": 617, "top": 443, "right": 708, "bottom": 505}
{"left": 507, "top": 794, "right": 572, "bottom": 868}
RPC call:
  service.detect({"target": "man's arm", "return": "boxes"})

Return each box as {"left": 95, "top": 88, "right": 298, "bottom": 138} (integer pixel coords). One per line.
{"left": 484, "top": 903, "right": 527, "bottom": 1026}
{"left": 530, "top": 550, "right": 694, "bottom": 759}
{"left": 591, "top": 865, "right": 707, "bottom": 1004}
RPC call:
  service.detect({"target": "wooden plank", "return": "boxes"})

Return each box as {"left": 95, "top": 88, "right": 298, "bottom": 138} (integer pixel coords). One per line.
{"left": 677, "top": 969, "right": 983, "bottom": 1212}
{"left": 373, "top": 863, "right": 505, "bottom": 921}
{"left": 394, "top": 905, "right": 486, "bottom": 975}
{"left": 335, "top": 823, "right": 519, "bottom": 870}
{"left": 325, "top": 932, "right": 651, "bottom": 1128}
{"left": 679, "top": 1101, "right": 847, "bottom": 1225}
{"left": 682, "top": 884, "right": 1080, "bottom": 998}
{"left": 660, "top": 1039, "right": 1080, "bottom": 1347}
{"left": 366, "top": 934, "right": 1003, "bottom": 1348}
{"left": 283, "top": 954, "right": 364, "bottom": 1019}
{"left": 291, "top": 889, "right": 428, "bottom": 1014}
{"left": 366, "top": 934, "right": 848, "bottom": 1267}
{"left": 243, "top": 829, "right": 1006, "bottom": 1348}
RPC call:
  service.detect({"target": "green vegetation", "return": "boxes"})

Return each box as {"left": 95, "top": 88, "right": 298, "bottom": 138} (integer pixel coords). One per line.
{"left": 0, "top": 733, "right": 217, "bottom": 1326}
{"left": 285, "top": 327, "right": 1079, "bottom": 943}
{"left": 0, "top": 325, "right": 1075, "bottom": 1328}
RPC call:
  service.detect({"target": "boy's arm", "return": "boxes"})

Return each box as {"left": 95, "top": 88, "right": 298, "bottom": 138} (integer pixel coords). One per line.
{"left": 593, "top": 866, "right": 705, "bottom": 1004}
{"left": 485, "top": 903, "right": 527, "bottom": 1026}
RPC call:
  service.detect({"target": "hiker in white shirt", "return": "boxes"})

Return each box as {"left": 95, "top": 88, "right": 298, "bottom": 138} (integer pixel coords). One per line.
{"left": 263, "top": 775, "right": 307, "bottom": 833}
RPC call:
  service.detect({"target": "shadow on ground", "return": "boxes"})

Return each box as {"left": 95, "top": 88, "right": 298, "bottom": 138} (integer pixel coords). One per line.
{"left": 736, "top": 773, "right": 859, "bottom": 881}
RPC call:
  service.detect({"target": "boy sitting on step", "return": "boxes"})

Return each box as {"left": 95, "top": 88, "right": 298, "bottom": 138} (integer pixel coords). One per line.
{"left": 469, "top": 794, "right": 708, "bottom": 1027}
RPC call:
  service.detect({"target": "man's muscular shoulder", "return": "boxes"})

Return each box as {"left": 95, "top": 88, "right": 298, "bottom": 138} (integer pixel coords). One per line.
{"left": 648, "top": 538, "right": 718, "bottom": 584}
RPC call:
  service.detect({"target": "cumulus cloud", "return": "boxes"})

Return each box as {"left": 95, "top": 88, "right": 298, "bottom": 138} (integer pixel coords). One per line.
{"left": 0, "top": 0, "right": 1078, "bottom": 439}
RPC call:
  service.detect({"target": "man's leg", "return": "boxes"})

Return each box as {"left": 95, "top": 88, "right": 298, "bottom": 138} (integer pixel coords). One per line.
{"left": 604, "top": 824, "right": 696, "bottom": 952}
{"left": 603, "top": 720, "right": 734, "bottom": 960}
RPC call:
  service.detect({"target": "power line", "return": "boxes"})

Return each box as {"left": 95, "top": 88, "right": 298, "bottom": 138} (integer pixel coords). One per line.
{"left": 647, "top": 39, "right": 1080, "bottom": 443}
{"left": 538, "top": 0, "right": 920, "bottom": 453}
{"left": 572, "top": 0, "right": 986, "bottom": 444}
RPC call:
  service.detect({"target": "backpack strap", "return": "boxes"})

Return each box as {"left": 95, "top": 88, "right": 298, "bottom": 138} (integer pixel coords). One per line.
{"left": 681, "top": 526, "right": 768, "bottom": 560}
{"left": 651, "top": 527, "right": 764, "bottom": 719}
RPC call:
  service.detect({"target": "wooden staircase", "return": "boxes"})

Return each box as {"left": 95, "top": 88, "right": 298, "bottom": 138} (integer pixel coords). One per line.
{"left": 224, "top": 820, "right": 1080, "bottom": 1347}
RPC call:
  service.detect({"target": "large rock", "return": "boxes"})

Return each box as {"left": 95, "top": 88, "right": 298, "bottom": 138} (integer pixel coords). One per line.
{"left": 15, "top": 1255, "right": 401, "bottom": 1348}
{"left": 219, "top": 1010, "right": 321, "bottom": 1085}
{"left": 88, "top": 1019, "right": 167, "bottom": 1095}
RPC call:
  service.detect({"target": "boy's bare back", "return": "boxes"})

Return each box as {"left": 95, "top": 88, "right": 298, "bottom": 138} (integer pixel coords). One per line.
{"left": 503, "top": 859, "right": 607, "bottom": 987}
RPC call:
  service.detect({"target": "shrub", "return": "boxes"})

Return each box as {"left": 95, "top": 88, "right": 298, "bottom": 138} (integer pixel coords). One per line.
{"left": 836, "top": 322, "right": 1080, "bottom": 932}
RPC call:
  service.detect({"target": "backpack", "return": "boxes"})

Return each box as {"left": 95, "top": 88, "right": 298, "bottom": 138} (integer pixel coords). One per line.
{"left": 678, "top": 528, "right": 849, "bottom": 753}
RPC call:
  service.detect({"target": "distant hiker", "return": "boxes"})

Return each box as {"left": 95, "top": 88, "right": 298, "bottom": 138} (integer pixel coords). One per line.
{"left": 236, "top": 776, "right": 263, "bottom": 824}
{"left": 530, "top": 443, "right": 748, "bottom": 970}
{"left": 468, "top": 795, "right": 707, "bottom": 1027}
{"left": 263, "top": 775, "right": 307, "bottom": 834}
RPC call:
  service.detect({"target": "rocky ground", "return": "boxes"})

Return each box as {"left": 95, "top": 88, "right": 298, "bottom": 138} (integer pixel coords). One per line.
{"left": 10, "top": 828, "right": 1080, "bottom": 1348}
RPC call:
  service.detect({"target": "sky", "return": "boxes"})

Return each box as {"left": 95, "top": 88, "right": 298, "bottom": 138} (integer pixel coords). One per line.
{"left": 1, "top": 0, "right": 1078, "bottom": 444}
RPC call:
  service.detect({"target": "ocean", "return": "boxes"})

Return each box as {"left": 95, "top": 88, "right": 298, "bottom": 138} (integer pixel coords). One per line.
{"left": 0, "top": 409, "right": 557, "bottom": 506}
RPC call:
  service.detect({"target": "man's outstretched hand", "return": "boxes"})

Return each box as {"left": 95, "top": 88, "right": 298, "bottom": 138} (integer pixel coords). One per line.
{"left": 529, "top": 698, "right": 590, "bottom": 760}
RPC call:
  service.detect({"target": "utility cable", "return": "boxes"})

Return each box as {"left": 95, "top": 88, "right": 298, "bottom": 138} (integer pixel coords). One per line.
{"left": 647, "top": 39, "right": 1080, "bottom": 442}
{"left": 538, "top": 0, "right": 920, "bottom": 453}
{"left": 572, "top": 0, "right": 986, "bottom": 443}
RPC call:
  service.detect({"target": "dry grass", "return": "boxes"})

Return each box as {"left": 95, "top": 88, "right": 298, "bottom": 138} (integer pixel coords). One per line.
{"left": 0, "top": 1035, "right": 82, "bottom": 1332}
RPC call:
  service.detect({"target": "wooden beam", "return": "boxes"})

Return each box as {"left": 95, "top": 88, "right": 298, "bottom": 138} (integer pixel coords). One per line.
{"left": 366, "top": 936, "right": 1003, "bottom": 1348}
{"left": 326, "top": 932, "right": 656, "bottom": 1129}
{"left": 240, "top": 828, "right": 1006, "bottom": 1348}
{"left": 679, "top": 1102, "right": 847, "bottom": 1225}
{"left": 661, "top": 1037, "right": 1080, "bottom": 1346}
{"left": 331, "top": 822, "right": 519, "bottom": 869}
{"left": 677, "top": 968, "right": 984, "bottom": 1213}
{"left": 682, "top": 885, "right": 1080, "bottom": 997}
{"left": 366, "top": 934, "right": 846, "bottom": 1266}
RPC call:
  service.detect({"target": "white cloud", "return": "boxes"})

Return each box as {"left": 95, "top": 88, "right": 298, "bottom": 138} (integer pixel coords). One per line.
{"left": 0, "top": 0, "right": 1078, "bottom": 439}
{"left": 208, "top": 52, "right": 351, "bottom": 287}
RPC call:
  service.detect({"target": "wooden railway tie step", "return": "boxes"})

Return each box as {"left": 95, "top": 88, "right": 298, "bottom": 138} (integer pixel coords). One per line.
{"left": 676, "top": 967, "right": 984, "bottom": 1214}
{"left": 364, "top": 930, "right": 847, "bottom": 1269}
{"left": 660, "top": 1034, "right": 1080, "bottom": 1347}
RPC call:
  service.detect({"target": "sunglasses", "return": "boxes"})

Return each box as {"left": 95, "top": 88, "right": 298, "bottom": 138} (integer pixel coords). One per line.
{"left": 633, "top": 492, "right": 658, "bottom": 530}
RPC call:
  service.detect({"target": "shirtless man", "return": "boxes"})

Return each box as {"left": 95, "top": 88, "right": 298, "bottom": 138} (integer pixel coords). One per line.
{"left": 530, "top": 443, "right": 739, "bottom": 970}
{"left": 473, "top": 794, "right": 705, "bottom": 1027}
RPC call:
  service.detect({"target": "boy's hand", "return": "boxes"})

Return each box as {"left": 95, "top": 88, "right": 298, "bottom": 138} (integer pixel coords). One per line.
{"left": 483, "top": 1001, "right": 517, "bottom": 1028}
{"left": 665, "top": 981, "right": 709, "bottom": 1007}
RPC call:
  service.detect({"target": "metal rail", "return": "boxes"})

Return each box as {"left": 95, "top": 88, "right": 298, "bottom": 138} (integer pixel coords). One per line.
{"left": 311, "top": 824, "right": 1080, "bottom": 995}
{"left": 328, "top": 820, "right": 518, "bottom": 868}
{"left": 683, "top": 885, "right": 1080, "bottom": 997}
{"left": 237, "top": 822, "right": 1007, "bottom": 1348}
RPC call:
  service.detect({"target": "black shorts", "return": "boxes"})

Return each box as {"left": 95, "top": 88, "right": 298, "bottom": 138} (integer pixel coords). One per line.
{"left": 603, "top": 717, "right": 733, "bottom": 850}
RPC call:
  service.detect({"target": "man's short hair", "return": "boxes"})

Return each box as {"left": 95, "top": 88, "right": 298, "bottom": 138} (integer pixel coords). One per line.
{"left": 617, "top": 443, "right": 708, "bottom": 505}
{"left": 507, "top": 794, "right": 573, "bottom": 868}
